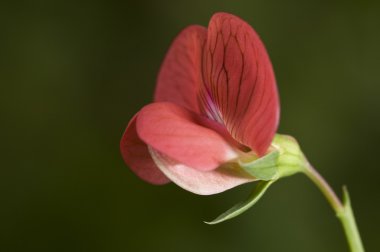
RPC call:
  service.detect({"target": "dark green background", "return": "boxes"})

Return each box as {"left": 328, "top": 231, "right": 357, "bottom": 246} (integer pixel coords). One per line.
{"left": 2, "top": 1, "right": 379, "bottom": 251}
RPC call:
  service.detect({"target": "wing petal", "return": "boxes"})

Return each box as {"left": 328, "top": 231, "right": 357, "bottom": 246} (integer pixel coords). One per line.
{"left": 136, "top": 102, "right": 239, "bottom": 171}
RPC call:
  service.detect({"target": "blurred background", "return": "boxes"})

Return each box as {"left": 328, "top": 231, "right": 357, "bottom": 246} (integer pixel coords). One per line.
{"left": 1, "top": 0, "right": 379, "bottom": 251}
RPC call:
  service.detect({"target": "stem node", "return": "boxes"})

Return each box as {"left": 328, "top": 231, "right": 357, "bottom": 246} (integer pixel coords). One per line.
{"left": 303, "top": 161, "right": 364, "bottom": 252}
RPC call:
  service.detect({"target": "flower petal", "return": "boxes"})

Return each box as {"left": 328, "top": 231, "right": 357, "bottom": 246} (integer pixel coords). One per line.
{"left": 120, "top": 114, "right": 170, "bottom": 185}
{"left": 201, "top": 13, "right": 280, "bottom": 156}
{"left": 149, "top": 147, "right": 255, "bottom": 195}
{"left": 136, "top": 102, "right": 238, "bottom": 171}
{"left": 154, "top": 25, "right": 207, "bottom": 113}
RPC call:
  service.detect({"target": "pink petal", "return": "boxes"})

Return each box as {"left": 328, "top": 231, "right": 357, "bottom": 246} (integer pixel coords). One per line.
{"left": 149, "top": 147, "right": 255, "bottom": 195}
{"left": 136, "top": 102, "right": 238, "bottom": 171}
{"left": 154, "top": 25, "right": 207, "bottom": 113}
{"left": 120, "top": 114, "right": 170, "bottom": 185}
{"left": 201, "top": 13, "right": 280, "bottom": 156}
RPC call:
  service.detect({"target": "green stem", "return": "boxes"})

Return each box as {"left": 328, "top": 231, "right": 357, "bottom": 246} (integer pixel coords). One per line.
{"left": 303, "top": 161, "right": 364, "bottom": 252}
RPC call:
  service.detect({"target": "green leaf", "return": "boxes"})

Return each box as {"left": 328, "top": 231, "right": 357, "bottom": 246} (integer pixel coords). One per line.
{"left": 205, "top": 180, "right": 275, "bottom": 225}
{"left": 239, "top": 151, "right": 280, "bottom": 180}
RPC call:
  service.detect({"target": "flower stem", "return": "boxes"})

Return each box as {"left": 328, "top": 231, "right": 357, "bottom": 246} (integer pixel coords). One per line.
{"left": 303, "top": 160, "right": 364, "bottom": 252}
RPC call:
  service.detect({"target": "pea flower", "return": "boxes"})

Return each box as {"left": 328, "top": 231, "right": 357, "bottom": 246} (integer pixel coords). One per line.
{"left": 120, "top": 12, "right": 365, "bottom": 250}
{"left": 120, "top": 12, "right": 285, "bottom": 195}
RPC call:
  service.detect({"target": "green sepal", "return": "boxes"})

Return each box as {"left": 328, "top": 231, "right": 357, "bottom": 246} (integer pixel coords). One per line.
{"left": 273, "top": 134, "right": 306, "bottom": 177}
{"left": 205, "top": 134, "right": 308, "bottom": 225}
{"left": 239, "top": 134, "right": 307, "bottom": 181}
{"left": 239, "top": 151, "right": 280, "bottom": 180}
{"left": 205, "top": 180, "right": 275, "bottom": 225}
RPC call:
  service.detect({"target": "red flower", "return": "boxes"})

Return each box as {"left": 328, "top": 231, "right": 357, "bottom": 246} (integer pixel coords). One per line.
{"left": 120, "top": 13, "right": 280, "bottom": 195}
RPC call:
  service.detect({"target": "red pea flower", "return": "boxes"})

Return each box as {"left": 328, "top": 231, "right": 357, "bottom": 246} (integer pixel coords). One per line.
{"left": 120, "top": 12, "right": 365, "bottom": 249}
{"left": 120, "top": 12, "right": 279, "bottom": 195}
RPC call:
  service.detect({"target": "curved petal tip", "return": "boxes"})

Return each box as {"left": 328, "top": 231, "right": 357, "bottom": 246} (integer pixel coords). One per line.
{"left": 120, "top": 114, "right": 170, "bottom": 185}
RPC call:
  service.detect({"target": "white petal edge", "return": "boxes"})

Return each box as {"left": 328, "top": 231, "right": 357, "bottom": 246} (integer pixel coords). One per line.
{"left": 148, "top": 146, "right": 256, "bottom": 195}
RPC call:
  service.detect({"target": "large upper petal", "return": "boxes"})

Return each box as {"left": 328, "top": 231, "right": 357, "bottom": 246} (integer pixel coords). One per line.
{"left": 154, "top": 25, "right": 207, "bottom": 113}
{"left": 136, "top": 102, "right": 238, "bottom": 171}
{"left": 120, "top": 114, "right": 170, "bottom": 185}
{"left": 149, "top": 147, "right": 255, "bottom": 195}
{"left": 200, "top": 13, "right": 280, "bottom": 156}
